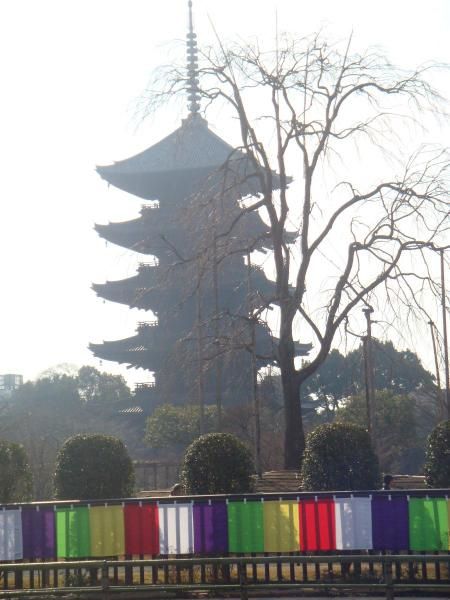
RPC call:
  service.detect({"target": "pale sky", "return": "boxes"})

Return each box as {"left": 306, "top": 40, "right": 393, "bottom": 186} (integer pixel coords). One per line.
{"left": 0, "top": 0, "right": 448, "bottom": 386}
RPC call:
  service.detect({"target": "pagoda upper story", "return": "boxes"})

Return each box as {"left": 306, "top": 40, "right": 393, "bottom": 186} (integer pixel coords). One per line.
{"left": 96, "top": 113, "right": 278, "bottom": 203}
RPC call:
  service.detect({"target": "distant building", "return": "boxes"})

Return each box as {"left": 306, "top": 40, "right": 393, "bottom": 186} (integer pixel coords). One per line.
{"left": 0, "top": 374, "right": 23, "bottom": 398}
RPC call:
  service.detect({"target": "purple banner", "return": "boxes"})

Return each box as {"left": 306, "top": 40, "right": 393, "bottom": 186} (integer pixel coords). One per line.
{"left": 22, "top": 507, "right": 55, "bottom": 558}
{"left": 193, "top": 502, "right": 228, "bottom": 554}
{"left": 371, "top": 496, "right": 409, "bottom": 551}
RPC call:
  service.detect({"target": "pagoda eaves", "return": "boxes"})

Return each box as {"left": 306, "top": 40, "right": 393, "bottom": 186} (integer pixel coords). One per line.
{"left": 96, "top": 114, "right": 288, "bottom": 201}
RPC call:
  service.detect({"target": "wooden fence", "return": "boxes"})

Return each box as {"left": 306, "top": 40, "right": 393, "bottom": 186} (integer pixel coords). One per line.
{"left": 0, "top": 554, "right": 449, "bottom": 599}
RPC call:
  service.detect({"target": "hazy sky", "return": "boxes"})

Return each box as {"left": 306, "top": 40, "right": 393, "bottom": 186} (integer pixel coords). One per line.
{"left": 0, "top": 0, "right": 448, "bottom": 386}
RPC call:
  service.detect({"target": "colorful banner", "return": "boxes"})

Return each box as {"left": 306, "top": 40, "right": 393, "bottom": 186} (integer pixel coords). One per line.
{"left": 227, "top": 501, "right": 264, "bottom": 553}
{"left": 371, "top": 495, "right": 409, "bottom": 551}
{"left": 409, "top": 498, "right": 449, "bottom": 551}
{"left": 89, "top": 505, "right": 125, "bottom": 557}
{"left": 158, "top": 503, "right": 194, "bottom": 554}
{"left": 299, "top": 498, "right": 335, "bottom": 551}
{"left": 0, "top": 509, "right": 22, "bottom": 561}
{"left": 56, "top": 506, "right": 90, "bottom": 558}
{"left": 334, "top": 497, "right": 373, "bottom": 550}
{"left": 193, "top": 502, "right": 228, "bottom": 554}
{"left": 22, "top": 507, "right": 55, "bottom": 559}
{"left": 263, "top": 500, "right": 300, "bottom": 552}
{"left": 0, "top": 493, "right": 449, "bottom": 561}
{"left": 124, "top": 503, "right": 159, "bottom": 555}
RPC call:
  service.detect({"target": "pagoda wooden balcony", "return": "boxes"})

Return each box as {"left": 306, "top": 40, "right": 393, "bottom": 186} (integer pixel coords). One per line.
{"left": 137, "top": 320, "right": 158, "bottom": 332}
{"left": 138, "top": 259, "right": 159, "bottom": 271}
{"left": 140, "top": 201, "right": 159, "bottom": 212}
{"left": 134, "top": 381, "right": 156, "bottom": 390}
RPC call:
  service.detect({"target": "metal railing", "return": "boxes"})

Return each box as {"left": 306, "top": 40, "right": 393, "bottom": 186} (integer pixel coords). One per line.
{"left": 0, "top": 554, "right": 449, "bottom": 599}
{"left": 137, "top": 260, "right": 159, "bottom": 270}
{"left": 133, "top": 382, "right": 156, "bottom": 390}
{"left": 136, "top": 321, "right": 158, "bottom": 331}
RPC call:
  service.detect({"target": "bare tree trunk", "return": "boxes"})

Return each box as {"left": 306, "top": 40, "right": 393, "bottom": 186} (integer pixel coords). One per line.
{"left": 280, "top": 337, "right": 303, "bottom": 469}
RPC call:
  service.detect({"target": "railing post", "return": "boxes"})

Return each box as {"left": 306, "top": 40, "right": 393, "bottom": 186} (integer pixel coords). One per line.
{"left": 384, "top": 558, "right": 394, "bottom": 600}
{"left": 238, "top": 560, "right": 248, "bottom": 600}
{"left": 101, "top": 560, "right": 110, "bottom": 600}
{"left": 14, "top": 566, "right": 23, "bottom": 590}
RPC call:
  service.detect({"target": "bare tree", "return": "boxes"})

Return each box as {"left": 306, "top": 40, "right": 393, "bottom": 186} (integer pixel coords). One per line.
{"left": 145, "top": 34, "right": 449, "bottom": 468}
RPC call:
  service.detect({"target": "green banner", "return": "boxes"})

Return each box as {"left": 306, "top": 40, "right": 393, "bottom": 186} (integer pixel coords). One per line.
{"left": 409, "top": 498, "right": 449, "bottom": 551}
{"left": 227, "top": 501, "right": 264, "bottom": 553}
{"left": 56, "top": 507, "right": 91, "bottom": 558}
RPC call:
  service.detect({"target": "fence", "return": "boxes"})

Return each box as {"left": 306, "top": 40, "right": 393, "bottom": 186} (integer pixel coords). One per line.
{"left": 133, "top": 460, "right": 179, "bottom": 490}
{"left": 0, "top": 554, "right": 449, "bottom": 598}
{"left": 0, "top": 489, "right": 449, "bottom": 598}
{"left": 2, "top": 490, "right": 450, "bottom": 560}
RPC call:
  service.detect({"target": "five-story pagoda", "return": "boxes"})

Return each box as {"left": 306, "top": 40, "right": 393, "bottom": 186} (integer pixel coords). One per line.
{"left": 90, "top": 2, "right": 310, "bottom": 415}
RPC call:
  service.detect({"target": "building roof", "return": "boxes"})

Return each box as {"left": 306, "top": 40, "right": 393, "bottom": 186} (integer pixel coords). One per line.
{"left": 94, "top": 207, "right": 278, "bottom": 256}
{"left": 92, "top": 262, "right": 276, "bottom": 312}
{"left": 96, "top": 113, "right": 287, "bottom": 201}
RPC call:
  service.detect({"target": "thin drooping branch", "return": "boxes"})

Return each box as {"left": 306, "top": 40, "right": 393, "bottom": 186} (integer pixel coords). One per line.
{"left": 143, "top": 32, "right": 449, "bottom": 467}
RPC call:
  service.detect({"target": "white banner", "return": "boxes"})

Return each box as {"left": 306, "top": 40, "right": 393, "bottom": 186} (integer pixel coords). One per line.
{"left": 335, "top": 497, "right": 373, "bottom": 550}
{"left": 158, "top": 503, "right": 194, "bottom": 554}
{"left": 0, "top": 509, "right": 23, "bottom": 560}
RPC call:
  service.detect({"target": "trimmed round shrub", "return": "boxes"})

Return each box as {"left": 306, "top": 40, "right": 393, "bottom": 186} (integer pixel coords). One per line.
{"left": 0, "top": 441, "right": 32, "bottom": 503}
{"left": 54, "top": 434, "right": 134, "bottom": 499}
{"left": 181, "top": 433, "right": 254, "bottom": 494}
{"left": 424, "top": 420, "right": 450, "bottom": 488}
{"left": 301, "top": 423, "right": 381, "bottom": 491}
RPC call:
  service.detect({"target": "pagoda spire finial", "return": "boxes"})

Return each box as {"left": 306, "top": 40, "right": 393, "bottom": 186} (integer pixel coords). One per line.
{"left": 186, "top": 0, "right": 201, "bottom": 115}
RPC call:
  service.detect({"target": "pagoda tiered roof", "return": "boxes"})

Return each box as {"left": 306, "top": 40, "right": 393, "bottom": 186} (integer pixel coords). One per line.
{"left": 92, "top": 260, "right": 277, "bottom": 312}
{"left": 94, "top": 205, "right": 285, "bottom": 256}
{"left": 96, "top": 114, "right": 288, "bottom": 202}
{"left": 89, "top": 320, "right": 276, "bottom": 372}
{"left": 89, "top": 322, "right": 164, "bottom": 370}
{"left": 89, "top": 324, "right": 311, "bottom": 372}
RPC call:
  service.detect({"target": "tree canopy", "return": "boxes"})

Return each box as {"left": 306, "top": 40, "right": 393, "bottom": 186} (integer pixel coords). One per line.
{"left": 181, "top": 433, "right": 254, "bottom": 494}
{"left": 301, "top": 422, "right": 381, "bottom": 491}
{"left": 54, "top": 434, "right": 134, "bottom": 500}
{"left": 424, "top": 421, "right": 450, "bottom": 487}
{"left": 151, "top": 33, "right": 449, "bottom": 467}
{"left": 336, "top": 391, "right": 422, "bottom": 474}
{"left": 2, "top": 366, "right": 136, "bottom": 499}
{"left": 145, "top": 404, "right": 217, "bottom": 450}
{"left": 0, "top": 440, "right": 32, "bottom": 503}
{"left": 304, "top": 340, "right": 434, "bottom": 413}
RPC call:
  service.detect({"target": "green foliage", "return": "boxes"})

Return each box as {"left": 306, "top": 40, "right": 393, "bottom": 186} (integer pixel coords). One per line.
{"left": 181, "top": 433, "right": 254, "bottom": 494}
{"left": 0, "top": 440, "right": 32, "bottom": 503}
{"left": 304, "top": 341, "right": 434, "bottom": 413}
{"left": 424, "top": 420, "right": 450, "bottom": 487}
{"left": 301, "top": 423, "right": 381, "bottom": 491}
{"left": 145, "top": 404, "right": 217, "bottom": 449}
{"left": 337, "top": 391, "right": 420, "bottom": 473}
{"left": 54, "top": 434, "right": 134, "bottom": 500}
{"left": 77, "top": 366, "right": 132, "bottom": 409}
{"left": 4, "top": 366, "right": 135, "bottom": 500}
{"left": 12, "top": 374, "right": 82, "bottom": 415}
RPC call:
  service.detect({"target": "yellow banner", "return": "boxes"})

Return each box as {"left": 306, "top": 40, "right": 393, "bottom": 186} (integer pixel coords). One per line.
{"left": 89, "top": 506, "right": 125, "bottom": 556}
{"left": 263, "top": 501, "right": 300, "bottom": 552}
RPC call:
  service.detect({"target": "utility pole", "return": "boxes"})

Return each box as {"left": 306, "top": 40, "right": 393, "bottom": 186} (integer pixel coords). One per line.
{"left": 247, "top": 253, "right": 261, "bottom": 476}
{"left": 362, "top": 306, "right": 375, "bottom": 446}
{"left": 212, "top": 214, "right": 223, "bottom": 431}
{"left": 429, "top": 320, "right": 444, "bottom": 420}
{"left": 196, "top": 267, "right": 205, "bottom": 434}
{"left": 440, "top": 249, "right": 450, "bottom": 418}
